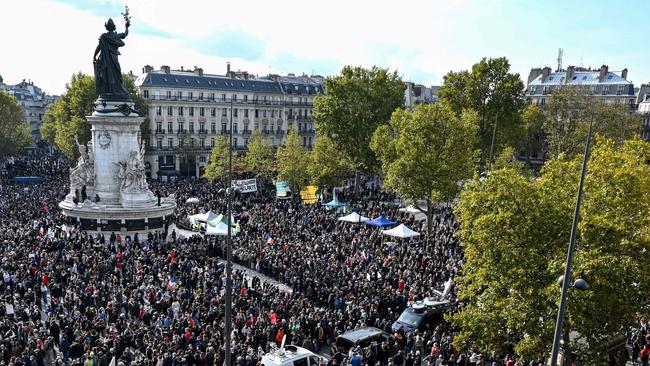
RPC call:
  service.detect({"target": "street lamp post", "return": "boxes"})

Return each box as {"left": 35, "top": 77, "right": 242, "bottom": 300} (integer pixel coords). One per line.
{"left": 549, "top": 114, "right": 594, "bottom": 366}
{"left": 224, "top": 97, "right": 234, "bottom": 365}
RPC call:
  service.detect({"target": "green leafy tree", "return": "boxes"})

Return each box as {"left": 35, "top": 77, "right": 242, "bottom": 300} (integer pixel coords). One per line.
{"left": 543, "top": 86, "right": 640, "bottom": 159}
{"left": 438, "top": 57, "right": 526, "bottom": 165}
{"left": 244, "top": 130, "right": 275, "bottom": 181}
{"left": 521, "top": 104, "right": 547, "bottom": 164}
{"left": 371, "top": 103, "right": 478, "bottom": 235}
{"left": 0, "top": 92, "right": 32, "bottom": 157}
{"left": 41, "top": 73, "right": 147, "bottom": 159}
{"left": 312, "top": 66, "right": 405, "bottom": 183}
{"left": 308, "top": 134, "right": 353, "bottom": 199}
{"left": 203, "top": 136, "right": 230, "bottom": 183}
{"left": 451, "top": 137, "right": 650, "bottom": 363}
{"left": 276, "top": 128, "right": 311, "bottom": 194}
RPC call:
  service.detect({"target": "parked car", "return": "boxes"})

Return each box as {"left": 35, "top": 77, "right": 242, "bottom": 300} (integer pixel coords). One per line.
{"left": 391, "top": 297, "right": 452, "bottom": 334}
{"left": 335, "top": 326, "right": 394, "bottom": 353}
{"left": 261, "top": 345, "right": 325, "bottom": 366}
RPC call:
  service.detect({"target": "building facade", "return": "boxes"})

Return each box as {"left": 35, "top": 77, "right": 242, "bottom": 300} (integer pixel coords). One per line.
{"left": 404, "top": 82, "right": 439, "bottom": 109}
{"left": 637, "top": 95, "right": 650, "bottom": 141}
{"left": 135, "top": 65, "right": 323, "bottom": 179}
{"left": 525, "top": 65, "right": 635, "bottom": 106}
{"left": 0, "top": 76, "right": 57, "bottom": 143}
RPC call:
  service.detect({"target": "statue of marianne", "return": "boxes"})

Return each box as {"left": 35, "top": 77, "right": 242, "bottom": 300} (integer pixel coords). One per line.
{"left": 93, "top": 9, "right": 131, "bottom": 98}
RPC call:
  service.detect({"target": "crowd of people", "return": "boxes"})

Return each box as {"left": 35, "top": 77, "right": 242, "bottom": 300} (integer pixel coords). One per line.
{"left": 0, "top": 151, "right": 522, "bottom": 366}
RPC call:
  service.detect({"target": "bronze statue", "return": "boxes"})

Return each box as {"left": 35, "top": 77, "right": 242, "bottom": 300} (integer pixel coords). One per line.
{"left": 93, "top": 7, "right": 131, "bottom": 99}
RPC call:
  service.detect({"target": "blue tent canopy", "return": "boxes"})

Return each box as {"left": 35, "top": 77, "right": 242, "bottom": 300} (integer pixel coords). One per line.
{"left": 321, "top": 199, "right": 349, "bottom": 207}
{"left": 365, "top": 215, "right": 397, "bottom": 227}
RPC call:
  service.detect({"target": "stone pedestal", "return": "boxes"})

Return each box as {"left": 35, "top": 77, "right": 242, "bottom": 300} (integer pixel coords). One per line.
{"left": 59, "top": 100, "right": 175, "bottom": 236}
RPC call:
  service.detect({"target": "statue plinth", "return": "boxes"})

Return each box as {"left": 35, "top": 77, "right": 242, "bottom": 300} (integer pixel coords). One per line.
{"left": 59, "top": 99, "right": 175, "bottom": 236}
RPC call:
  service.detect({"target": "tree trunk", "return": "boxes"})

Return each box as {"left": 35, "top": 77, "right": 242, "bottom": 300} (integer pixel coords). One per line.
{"left": 426, "top": 198, "right": 433, "bottom": 237}
{"left": 563, "top": 327, "right": 571, "bottom": 366}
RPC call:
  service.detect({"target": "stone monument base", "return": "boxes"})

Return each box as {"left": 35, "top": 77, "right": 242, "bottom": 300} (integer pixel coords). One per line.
{"left": 59, "top": 195, "right": 176, "bottom": 237}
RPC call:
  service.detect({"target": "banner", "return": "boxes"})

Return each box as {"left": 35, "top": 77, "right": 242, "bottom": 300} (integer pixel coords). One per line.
{"left": 300, "top": 185, "right": 319, "bottom": 204}
{"left": 232, "top": 178, "right": 257, "bottom": 193}
{"left": 276, "top": 181, "right": 291, "bottom": 198}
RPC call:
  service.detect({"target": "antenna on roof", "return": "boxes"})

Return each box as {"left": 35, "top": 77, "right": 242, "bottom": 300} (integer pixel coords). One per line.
{"left": 579, "top": 56, "right": 583, "bottom": 68}
{"left": 557, "top": 48, "right": 563, "bottom": 72}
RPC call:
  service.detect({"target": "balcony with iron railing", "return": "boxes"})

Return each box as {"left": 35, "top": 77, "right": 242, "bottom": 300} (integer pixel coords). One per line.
{"left": 145, "top": 94, "right": 314, "bottom": 107}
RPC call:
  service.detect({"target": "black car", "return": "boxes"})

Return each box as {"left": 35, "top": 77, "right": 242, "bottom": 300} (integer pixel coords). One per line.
{"left": 391, "top": 299, "right": 452, "bottom": 334}
{"left": 335, "top": 326, "right": 394, "bottom": 353}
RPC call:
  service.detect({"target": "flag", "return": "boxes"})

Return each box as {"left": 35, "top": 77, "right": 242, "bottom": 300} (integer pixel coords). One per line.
{"left": 167, "top": 276, "right": 176, "bottom": 289}
{"left": 360, "top": 251, "right": 367, "bottom": 262}
{"left": 265, "top": 233, "right": 274, "bottom": 245}
{"left": 43, "top": 204, "right": 49, "bottom": 213}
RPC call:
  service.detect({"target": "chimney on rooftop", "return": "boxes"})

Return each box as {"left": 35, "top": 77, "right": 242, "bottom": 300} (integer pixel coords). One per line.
{"left": 541, "top": 67, "right": 551, "bottom": 82}
{"left": 161, "top": 65, "right": 170, "bottom": 74}
{"left": 527, "top": 68, "right": 543, "bottom": 86}
{"left": 599, "top": 65, "right": 608, "bottom": 81}
{"left": 621, "top": 68, "right": 628, "bottom": 80}
{"left": 143, "top": 65, "right": 154, "bottom": 74}
{"left": 566, "top": 66, "right": 575, "bottom": 83}
{"left": 227, "top": 62, "right": 231, "bottom": 77}
{"left": 194, "top": 66, "right": 203, "bottom": 77}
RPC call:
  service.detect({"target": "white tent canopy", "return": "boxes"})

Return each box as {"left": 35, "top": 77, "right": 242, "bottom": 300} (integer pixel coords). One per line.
{"left": 382, "top": 223, "right": 420, "bottom": 238}
{"left": 189, "top": 210, "right": 218, "bottom": 225}
{"left": 205, "top": 222, "right": 236, "bottom": 236}
{"left": 338, "top": 212, "right": 370, "bottom": 223}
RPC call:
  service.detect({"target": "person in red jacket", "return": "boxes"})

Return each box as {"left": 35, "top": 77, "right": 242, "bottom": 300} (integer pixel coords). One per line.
{"left": 640, "top": 344, "right": 650, "bottom": 366}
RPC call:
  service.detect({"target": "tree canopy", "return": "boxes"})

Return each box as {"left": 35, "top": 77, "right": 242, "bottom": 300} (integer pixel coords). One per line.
{"left": 371, "top": 103, "right": 478, "bottom": 234}
{"left": 542, "top": 86, "right": 640, "bottom": 159}
{"left": 203, "top": 135, "right": 230, "bottom": 183}
{"left": 41, "top": 73, "right": 147, "bottom": 159}
{"left": 0, "top": 92, "right": 32, "bottom": 157}
{"left": 451, "top": 136, "right": 650, "bottom": 363}
{"left": 308, "top": 133, "right": 353, "bottom": 196}
{"left": 244, "top": 130, "right": 276, "bottom": 180}
{"left": 312, "top": 66, "right": 405, "bottom": 175}
{"left": 276, "top": 128, "right": 311, "bottom": 193}
{"left": 438, "top": 57, "right": 526, "bottom": 166}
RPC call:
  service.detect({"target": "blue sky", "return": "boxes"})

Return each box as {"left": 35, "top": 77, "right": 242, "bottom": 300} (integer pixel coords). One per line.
{"left": 2, "top": 0, "right": 649, "bottom": 95}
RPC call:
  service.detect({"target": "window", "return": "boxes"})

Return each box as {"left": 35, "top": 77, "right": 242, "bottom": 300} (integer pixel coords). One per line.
{"left": 178, "top": 107, "right": 184, "bottom": 116}
{"left": 199, "top": 92, "right": 204, "bottom": 100}
{"left": 233, "top": 137, "right": 238, "bottom": 146}
{"left": 156, "top": 106, "right": 162, "bottom": 116}
{"left": 189, "top": 122, "right": 194, "bottom": 133}
{"left": 157, "top": 139, "right": 162, "bottom": 148}
{"left": 271, "top": 110, "right": 275, "bottom": 118}
{"left": 244, "top": 123, "right": 249, "bottom": 132}
{"left": 188, "top": 92, "right": 193, "bottom": 99}
{"left": 178, "top": 122, "right": 185, "bottom": 132}
{"left": 211, "top": 108, "right": 216, "bottom": 117}
{"left": 168, "top": 138, "right": 173, "bottom": 147}
{"left": 143, "top": 90, "right": 149, "bottom": 98}
{"left": 166, "top": 91, "right": 171, "bottom": 99}
{"left": 233, "top": 109, "right": 238, "bottom": 118}
{"left": 200, "top": 107, "right": 205, "bottom": 117}
{"left": 189, "top": 107, "right": 194, "bottom": 117}
{"left": 210, "top": 93, "right": 215, "bottom": 100}
{"left": 244, "top": 138, "right": 249, "bottom": 146}
{"left": 211, "top": 138, "right": 215, "bottom": 147}
{"left": 167, "top": 106, "right": 173, "bottom": 116}
{"left": 232, "top": 94, "right": 237, "bottom": 102}
{"left": 222, "top": 123, "right": 227, "bottom": 132}
{"left": 211, "top": 123, "right": 216, "bottom": 133}
{"left": 263, "top": 110, "right": 267, "bottom": 118}
{"left": 190, "top": 138, "right": 195, "bottom": 147}
{"left": 244, "top": 109, "right": 249, "bottom": 118}
{"left": 156, "top": 122, "right": 162, "bottom": 131}
{"left": 167, "top": 122, "right": 173, "bottom": 133}
{"left": 233, "top": 123, "right": 238, "bottom": 133}
{"left": 200, "top": 138, "right": 205, "bottom": 147}
{"left": 244, "top": 95, "right": 248, "bottom": 102}
{"left": 199, "top": 122, "right": 205, "bottom": 132}
{"left": 222, "top": 109, "right": 227, "bottom": 117}
{"left": 178, "top": 91, "right": 183, "bottom": 98}
{"left": 222, "top": 93, "right": 226, "bottom": 101}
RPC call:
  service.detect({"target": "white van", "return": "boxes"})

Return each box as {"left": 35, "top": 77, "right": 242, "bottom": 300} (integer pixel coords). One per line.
{"left": 261, "top": 345, "right": 324, "bottom": 366}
